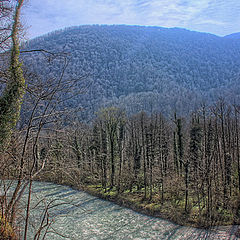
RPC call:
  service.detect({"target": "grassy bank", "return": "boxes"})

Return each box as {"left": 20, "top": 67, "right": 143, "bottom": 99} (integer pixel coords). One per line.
{"left": 38, "top": 171, "right": 240, "bottom": 229}
{"left": 80, "top": 184, "right": 236, "bottom": 228}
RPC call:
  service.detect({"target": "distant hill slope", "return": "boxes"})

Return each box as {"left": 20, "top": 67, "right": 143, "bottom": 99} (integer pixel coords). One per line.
{"left": 224, "top": 32, "right": 240, "bottom": 39}
{"left": 22, "top": 25, "right": 240, "bottom": 118}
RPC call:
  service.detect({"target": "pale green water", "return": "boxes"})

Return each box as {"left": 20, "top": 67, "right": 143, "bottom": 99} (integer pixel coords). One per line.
{"left": 22, "top": 182, "right": 239, "bottom": 239}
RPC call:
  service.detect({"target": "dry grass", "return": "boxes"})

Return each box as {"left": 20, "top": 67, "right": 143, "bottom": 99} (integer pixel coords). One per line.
{"left": 0, "top": 216, "right": 17, "bottom": 240}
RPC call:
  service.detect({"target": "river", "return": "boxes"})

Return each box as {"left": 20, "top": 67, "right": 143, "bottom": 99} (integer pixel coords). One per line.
{"left": 23, "top": 182, "right": 239, "bottom": 239}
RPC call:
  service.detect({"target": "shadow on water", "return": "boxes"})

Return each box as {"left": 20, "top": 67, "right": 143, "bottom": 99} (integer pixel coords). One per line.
{"left": 27, "top": 182, "right": 239, "bottom": 240}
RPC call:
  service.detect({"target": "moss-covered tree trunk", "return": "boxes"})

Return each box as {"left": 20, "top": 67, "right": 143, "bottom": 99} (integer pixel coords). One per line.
{"left": 0, "top": 0, "right": 25, "bottom": 151}
{"left": 1, "top": 0, "right": 26, "bottom": 225}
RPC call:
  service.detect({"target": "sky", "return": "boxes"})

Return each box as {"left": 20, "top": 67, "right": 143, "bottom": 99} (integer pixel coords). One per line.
{"left": 22, "top": 0, "right": 240, "bottom": 39}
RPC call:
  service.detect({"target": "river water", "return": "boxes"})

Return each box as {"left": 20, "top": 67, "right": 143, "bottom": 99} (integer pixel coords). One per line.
{"left": 23, "top": 182, "right": 239, "bottom": 239}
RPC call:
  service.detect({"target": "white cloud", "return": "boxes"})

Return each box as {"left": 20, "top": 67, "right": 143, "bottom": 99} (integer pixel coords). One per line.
{"left": 22, "top": 0, "right": 240, "bottom": 38}
{"left": 195, "top": 19, "right": 225, "bottom": 26}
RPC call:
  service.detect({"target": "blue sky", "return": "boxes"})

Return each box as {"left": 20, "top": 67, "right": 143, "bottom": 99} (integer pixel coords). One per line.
{"left": 22, "top": 0, "right": 240, "bottom": 39}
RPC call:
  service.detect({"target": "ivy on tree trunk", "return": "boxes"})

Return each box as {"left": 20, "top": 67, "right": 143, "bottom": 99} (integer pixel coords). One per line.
{"left": 0, "top": 0, "right": 25, "bottom": 150}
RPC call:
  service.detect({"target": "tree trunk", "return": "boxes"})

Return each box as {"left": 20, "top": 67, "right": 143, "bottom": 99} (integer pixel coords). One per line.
{"left": 0, "top": 0, "right": 25, "bottom": 150}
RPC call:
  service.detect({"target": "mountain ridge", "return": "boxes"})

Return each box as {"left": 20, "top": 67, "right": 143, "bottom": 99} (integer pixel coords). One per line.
{"left": 224, "top": 32, "right": 240, "bottom": 39}
{"left": 22, "top": 25, "right": 240, "bottom": 118}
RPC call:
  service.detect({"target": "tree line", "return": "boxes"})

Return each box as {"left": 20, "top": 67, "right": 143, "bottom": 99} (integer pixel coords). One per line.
{"left": 42, "top": 101, "right": 240, "bottom": 226}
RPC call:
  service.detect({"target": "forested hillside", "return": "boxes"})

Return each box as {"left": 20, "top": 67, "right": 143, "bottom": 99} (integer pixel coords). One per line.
{"left": 23, "top": 25, "right": 240, "bottom": 118}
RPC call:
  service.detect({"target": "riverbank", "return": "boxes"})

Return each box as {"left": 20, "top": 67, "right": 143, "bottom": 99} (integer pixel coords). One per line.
{"left": 2, "top": 176, "right": 240, "bottom": 238}
{"left": 76, "top": 184, "right": 239, "bottom": 229}
{"left": 37, "top": 173, "right": 240, "bottom": 230}
{"left": 29, "top": 181, "right": 240, "bottom": 239}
